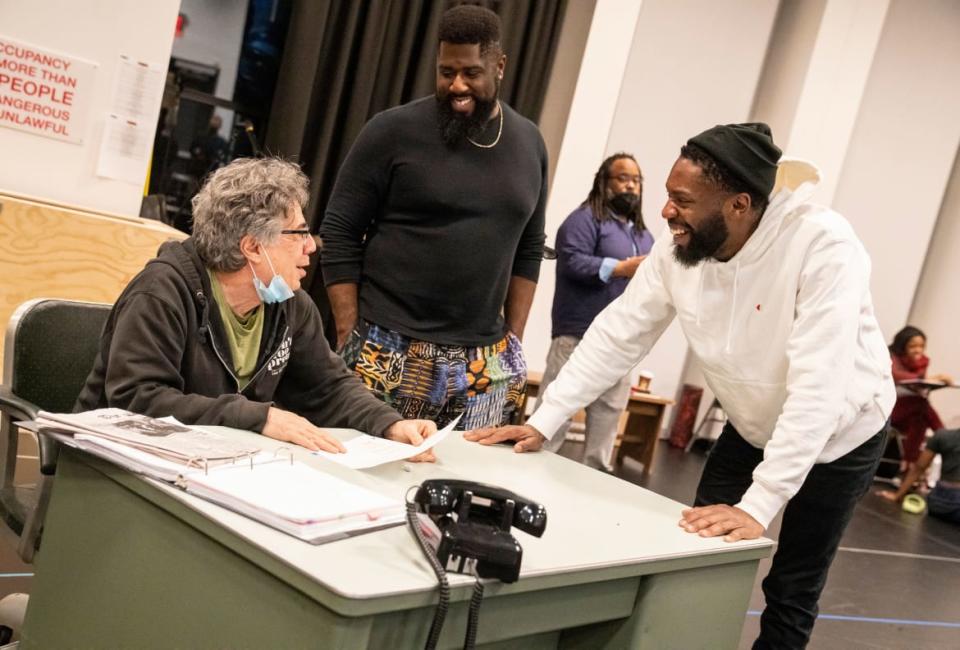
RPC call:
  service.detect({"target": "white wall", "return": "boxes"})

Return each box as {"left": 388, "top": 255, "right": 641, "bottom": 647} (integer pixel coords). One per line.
{"left": 537, "top": 0, "right": 597, "bottom": 183}
{"left": 0, "top": 0, "right": 180, "bottom": 215}
{"left": 171, "top": 0, "right": 248, "bottom": 138}
{"left": 831, "top": 0, "right": 960, "bottom": 336}
{"left": 526, "top": 0, "right": 644, "bottom": 372}
{"left": 911, "top": 150, "right": 960, "bottom": 428}
{"left": 749, "top": 0, "right": 827, "bottom": 143}
{"left": 781, "top": 0, "right": 890, "bottom": 205}
{"left": 676, "top": 0, "right": 960, "bottom": 432}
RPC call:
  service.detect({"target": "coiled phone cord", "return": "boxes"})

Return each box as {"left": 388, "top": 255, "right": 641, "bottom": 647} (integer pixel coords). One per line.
{"left": 463, "top": 578, "right": 485, "bottom": 649}
{"left": 406, "top": 498, "right": 449, "bottom": 650}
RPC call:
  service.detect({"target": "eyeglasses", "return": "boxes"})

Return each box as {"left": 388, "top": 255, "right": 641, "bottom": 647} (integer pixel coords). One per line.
{"left": 612, "top": 174, "right": 642, "bottom": 185}
{"left": 281, "top": 229, "right": 312, "bottom": 241}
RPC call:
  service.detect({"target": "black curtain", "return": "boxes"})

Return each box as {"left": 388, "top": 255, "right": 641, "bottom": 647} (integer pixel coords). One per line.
{"left": 265, "top": 0, "right": 568, "bottom": 331}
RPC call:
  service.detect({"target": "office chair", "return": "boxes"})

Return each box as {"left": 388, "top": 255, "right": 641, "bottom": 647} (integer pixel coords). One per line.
{"left": 0, "top": 298, "right": 110, "bottom": 563}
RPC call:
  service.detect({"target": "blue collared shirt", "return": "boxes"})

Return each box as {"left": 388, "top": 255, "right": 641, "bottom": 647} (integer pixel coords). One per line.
{"left": 551, "top": 204, "right": 654, "bottom": 339}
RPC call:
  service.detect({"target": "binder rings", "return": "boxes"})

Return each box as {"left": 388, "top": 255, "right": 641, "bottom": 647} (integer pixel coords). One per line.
{"left": 37, "top": 409, "right": 406, "bottom": 544}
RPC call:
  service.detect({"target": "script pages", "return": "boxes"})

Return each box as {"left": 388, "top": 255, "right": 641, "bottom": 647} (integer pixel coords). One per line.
{"left": 180, "top": 460, "right": 405, "bottom": 542}
{"left": 37, "top": 408, "right": 405, "bottom": 543}
{"left": 37, "top": 408, "right": 260, "bottom": 466}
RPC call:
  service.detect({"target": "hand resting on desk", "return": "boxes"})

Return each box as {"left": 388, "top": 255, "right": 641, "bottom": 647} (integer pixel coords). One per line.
{"left": 384, "top": 419, "right": 439, "bottom": 462}
{"left": 264, "top": 410, "right": 439, "bottom": 461}
{"left": 463, "top": 424, "right": 546, "bottom": 453}
{"left": 263, "top": 407, "right": 347, "bottom": 453}
{"left": 679, "top": 505, "right": 763, "bottom": 542}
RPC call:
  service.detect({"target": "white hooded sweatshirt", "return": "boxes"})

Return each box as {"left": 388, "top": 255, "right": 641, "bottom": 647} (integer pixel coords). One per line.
{"left": 529, "top": 160, "right": 895, "bottom": 528}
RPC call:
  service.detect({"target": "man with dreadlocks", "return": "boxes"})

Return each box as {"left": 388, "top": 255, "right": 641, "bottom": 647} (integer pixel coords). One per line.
{"left": 536, "top": 153, "right": 653, "bottom": 471}
{"left": 321, "top": 4, "right": 546, "bottom": 430}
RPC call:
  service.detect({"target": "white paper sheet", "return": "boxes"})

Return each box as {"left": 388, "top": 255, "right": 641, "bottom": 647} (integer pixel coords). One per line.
{"left": 94, "top": 54, "right": 164, "bottom": 184}
{"left": 314, "top": 416, "right": 459, "bottom": 469}
{"left": 109, "top": 55, "right": 164, "bottom": 122}
{"left": 95, "top": 112, "right": 152, "bottom": 183}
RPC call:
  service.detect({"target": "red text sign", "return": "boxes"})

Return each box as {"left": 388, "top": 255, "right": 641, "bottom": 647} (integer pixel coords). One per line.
{"left": 0, "top": 36, "right": 97, "bottom": 144}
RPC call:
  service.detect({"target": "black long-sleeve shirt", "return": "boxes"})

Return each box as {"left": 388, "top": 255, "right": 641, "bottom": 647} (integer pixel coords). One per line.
{"left": 321, "top": 96, "right": 547, "bottom": 346}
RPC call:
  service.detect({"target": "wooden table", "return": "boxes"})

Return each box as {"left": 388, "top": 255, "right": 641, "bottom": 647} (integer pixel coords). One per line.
{"left": 522, "top": 371, "right": 674, "bottom": 477}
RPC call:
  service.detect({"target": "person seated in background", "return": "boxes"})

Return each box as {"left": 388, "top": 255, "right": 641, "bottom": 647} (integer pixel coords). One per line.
{"left": 888, "top": 325, "right": 952, "bottom": 474}
{"left": 879, "top": 427, "right": 960, "bottom": 525}
{"left": 189, "top": 114, "right": 229, "bottom": 178}
{"left": 538, "top": 153, "right": 653, "bottom": 472}
{"left": 76, "top": 157, "right": 436, "bottom": 458}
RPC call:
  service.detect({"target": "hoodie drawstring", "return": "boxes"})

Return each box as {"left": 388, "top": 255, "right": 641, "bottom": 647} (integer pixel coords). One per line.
{"left": 196, "top": 290, "right": 210, "bottom": 343}
{"left": 695, "top": 268, "right": 705, "bottom": 326}
{"left": 725, "top": 261, "right": 740, "bottom": 353}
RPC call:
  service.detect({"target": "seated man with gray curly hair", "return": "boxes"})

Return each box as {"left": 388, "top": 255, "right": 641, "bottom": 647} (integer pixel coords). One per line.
{"left": 77, "top": 157, "right": 436, "bottom": 456}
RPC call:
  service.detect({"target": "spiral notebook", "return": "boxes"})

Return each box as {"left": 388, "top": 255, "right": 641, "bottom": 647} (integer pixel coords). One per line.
{"left": 38, "top": 409, "right": 405, "bottom": 544}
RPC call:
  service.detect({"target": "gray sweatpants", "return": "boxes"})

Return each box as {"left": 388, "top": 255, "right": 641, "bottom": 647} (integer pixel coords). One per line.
{"left": 536, "top": 336, "right": 632, "bottom": 471}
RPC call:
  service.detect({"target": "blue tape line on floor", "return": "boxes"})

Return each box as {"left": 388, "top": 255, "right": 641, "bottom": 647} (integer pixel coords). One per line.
{"left": 0, "top": 572, "right": 33, "bottom": 578}
{"left": 747, "top": 610, "right": 960, "bottom": 629}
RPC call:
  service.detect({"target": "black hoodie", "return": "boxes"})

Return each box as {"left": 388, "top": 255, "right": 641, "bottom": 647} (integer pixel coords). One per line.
{"left": 76, "top": 239, "right": 402, "bottom": 436}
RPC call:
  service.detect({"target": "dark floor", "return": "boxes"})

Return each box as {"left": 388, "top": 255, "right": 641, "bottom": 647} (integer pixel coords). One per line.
{"left": 559, "top": 439, "right": 960, "bottom": 650}
{"left": 1, "top": 441, "right": 957, "bottom": 648}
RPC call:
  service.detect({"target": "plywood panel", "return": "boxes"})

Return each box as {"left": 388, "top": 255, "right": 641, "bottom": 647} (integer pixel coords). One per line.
{"left": 0, "top": 191, "right": 186, "bottom": 368}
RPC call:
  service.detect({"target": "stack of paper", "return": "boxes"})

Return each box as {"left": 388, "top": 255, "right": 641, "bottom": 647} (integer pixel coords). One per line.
{"left": 37, "top": 408, "right": 259, "bottom": 464}
{"left": 180, "top": 461, "right": 406, "bottom": 542}
{"left": 38, "top": 408, "right": 406, "bottom": 544}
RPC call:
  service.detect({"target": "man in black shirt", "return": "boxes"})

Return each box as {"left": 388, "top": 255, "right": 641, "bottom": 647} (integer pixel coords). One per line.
{"left": 321, "top": 5, "right": 547, "bottom": 429}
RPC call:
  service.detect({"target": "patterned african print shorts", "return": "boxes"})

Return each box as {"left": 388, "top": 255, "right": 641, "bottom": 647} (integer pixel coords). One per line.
{"left": 340, "top": 321, "right": 527, "bottom": 430}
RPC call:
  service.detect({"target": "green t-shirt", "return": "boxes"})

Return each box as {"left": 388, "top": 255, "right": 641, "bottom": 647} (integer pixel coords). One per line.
{"left": 927, "top": 428, "right": 960, "bottom": 482}
{"left": 207, "top": 270, "right": 264, "bottom": 390}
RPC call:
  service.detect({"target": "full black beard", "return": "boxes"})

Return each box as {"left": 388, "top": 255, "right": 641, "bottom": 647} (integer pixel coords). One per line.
{"left": 436, "top": 94, "right": 498, "bottom": 145}
{"left": 671, "top": 210, "right": 729, "bottom": 268}
{"left": 608, "top": 192, "right": 639, "bottom": 216}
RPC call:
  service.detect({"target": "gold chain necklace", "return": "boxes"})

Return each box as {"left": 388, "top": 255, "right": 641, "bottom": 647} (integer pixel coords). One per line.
{"left": 467, "top": 101, "right": 503, "bottom": 149}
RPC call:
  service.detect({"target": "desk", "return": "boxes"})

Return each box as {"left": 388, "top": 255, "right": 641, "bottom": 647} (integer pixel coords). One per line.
{"left": 523, "top": 372, "right": 674, "bottom": 477}
{"left": 22, "top": 429, "right": 770, "bottom": 648}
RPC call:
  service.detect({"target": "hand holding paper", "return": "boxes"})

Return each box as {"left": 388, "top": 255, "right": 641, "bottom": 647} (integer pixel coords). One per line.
{"left": 316, "top": 416, "right": 458, "bottom": 469}
{"left": 384, "top": 419, "right": 439, "bottom": 462}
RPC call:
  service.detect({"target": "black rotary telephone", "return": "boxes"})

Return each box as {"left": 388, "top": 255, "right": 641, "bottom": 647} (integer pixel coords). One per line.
{"left": 406, "top": 479, "right": 547, "bottom": 650}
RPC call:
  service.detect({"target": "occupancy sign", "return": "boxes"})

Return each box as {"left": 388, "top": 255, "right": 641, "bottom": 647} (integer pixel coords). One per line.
{"left": 0, "top": 36, "right": 97, "bottom": 144}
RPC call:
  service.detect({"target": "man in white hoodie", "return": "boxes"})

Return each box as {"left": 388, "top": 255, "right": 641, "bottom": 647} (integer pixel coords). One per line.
{"left": 465, "top": 123, "right": 895, "bottom": 649}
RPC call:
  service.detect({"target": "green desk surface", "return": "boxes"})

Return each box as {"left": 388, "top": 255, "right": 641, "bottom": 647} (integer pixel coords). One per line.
{"left": 22, "top": 427, "right": 771, "bottom": 648}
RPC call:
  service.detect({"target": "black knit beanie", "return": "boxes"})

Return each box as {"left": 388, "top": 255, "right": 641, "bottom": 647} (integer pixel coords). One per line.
{"left": 687, "top": 123, "right": 782, "bottom": 198}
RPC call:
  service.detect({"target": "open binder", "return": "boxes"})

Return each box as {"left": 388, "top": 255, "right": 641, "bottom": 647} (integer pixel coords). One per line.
{"left": 37, "top": 409, "right": 406, "bottom": 544}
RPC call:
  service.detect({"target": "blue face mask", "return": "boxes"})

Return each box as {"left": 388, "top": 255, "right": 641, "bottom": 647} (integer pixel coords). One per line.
{"left": 249, "top": 249, "right": 295, "bottom": 304}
